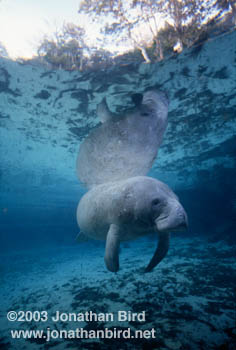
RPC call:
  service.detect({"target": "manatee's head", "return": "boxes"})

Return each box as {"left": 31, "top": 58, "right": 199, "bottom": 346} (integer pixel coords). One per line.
{"left": 153, "top": 196, "right": 188, "bottom": 232}
{"left": 152, "top": 185, "right": 188, "bottom": 233}
{"left": 132, "top": 176, "right": 188, "bottom": 272}
{"left": 133, "top": 177, "right": 188, "bottom": 232}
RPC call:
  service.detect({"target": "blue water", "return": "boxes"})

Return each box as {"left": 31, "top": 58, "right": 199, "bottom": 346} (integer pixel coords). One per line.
{"left": 0, "top": 31, "right": 236, "bottom": 350}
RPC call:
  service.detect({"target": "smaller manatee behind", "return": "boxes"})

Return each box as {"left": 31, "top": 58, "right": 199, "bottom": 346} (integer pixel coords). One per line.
{"left": 77, "top": 90, "right": 169, "bottom": 188}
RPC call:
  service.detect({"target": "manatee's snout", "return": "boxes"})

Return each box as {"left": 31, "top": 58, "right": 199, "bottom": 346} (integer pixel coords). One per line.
{"left": 143, "top": 90, "right": 169, "bottom": 109}
{"left": 155, "top": 200, "right": 188, "bottom": 233}
{"left": 173, "top": 207, "right": 188, "bottom": 231}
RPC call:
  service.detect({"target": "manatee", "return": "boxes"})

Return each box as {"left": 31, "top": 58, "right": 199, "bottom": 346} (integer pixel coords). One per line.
{"left": 76, "top": 176, "right": 188, "bottom": 272}
{"left": 77, "top": 90, "right": 168, "bottom": 188}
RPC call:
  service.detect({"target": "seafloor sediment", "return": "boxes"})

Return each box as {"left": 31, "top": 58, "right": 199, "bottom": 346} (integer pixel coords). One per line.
{"left": 1, "top": 236, "right": 235, "bottom": 350}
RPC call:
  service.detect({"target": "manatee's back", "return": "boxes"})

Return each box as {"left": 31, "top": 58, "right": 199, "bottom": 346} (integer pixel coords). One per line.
{"left": 77, "top": 90, "right": 168, "bottom": 188}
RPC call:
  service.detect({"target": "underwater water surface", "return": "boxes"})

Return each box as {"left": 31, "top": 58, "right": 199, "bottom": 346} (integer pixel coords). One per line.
{"left": 0, "top": 30, "right": 236, "bottom": 350}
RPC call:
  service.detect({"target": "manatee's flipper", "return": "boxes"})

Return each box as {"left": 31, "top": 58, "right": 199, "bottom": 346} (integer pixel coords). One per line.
{"left": 105, "top": 224, "right": 120, "bottom": 272}
{"left": 75, "top": 231, "right": 90, "bottom": 242}
{"left": 97, "top": 98, "right": 113, "bottom": 123}
{"left": 145, "top": 232, "right": 170, "bottom": 272}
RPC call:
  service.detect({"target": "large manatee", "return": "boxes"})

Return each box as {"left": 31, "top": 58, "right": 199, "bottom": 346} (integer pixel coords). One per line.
{"left": 77, "top": 176, "right": 188, "bottom": 272}
{"left": 77, "top": 90, "right": 168, "bottom": 188}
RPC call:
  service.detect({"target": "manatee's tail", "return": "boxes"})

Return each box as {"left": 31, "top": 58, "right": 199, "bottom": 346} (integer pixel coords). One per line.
{"left": 145, "top": 232, "right": 170, "bottom": 272}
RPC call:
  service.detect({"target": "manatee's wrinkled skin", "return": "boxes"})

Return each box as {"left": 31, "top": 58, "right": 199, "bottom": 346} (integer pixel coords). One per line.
{"left": 77, "top": 176, "right": 188, "bottom": 272}
{"left": 77, "top": 90, "right": 168, "bottom": 188}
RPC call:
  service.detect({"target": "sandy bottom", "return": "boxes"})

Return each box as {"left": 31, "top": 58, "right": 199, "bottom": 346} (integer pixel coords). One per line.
{"left": 0, "top": 236, "right": 235, "bottom": 350}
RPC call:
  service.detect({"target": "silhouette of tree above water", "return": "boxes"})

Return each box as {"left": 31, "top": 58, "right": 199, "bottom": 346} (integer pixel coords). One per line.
{"left": 79, "top": 0, "right": 235, "bottom": 61}
{"left": 33, "top": 0, "right": 235, "bottom": 70}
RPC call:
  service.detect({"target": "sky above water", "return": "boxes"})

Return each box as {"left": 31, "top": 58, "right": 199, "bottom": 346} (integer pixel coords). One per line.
{"left": 0, "top": 0, "right": 80, "bottom": 58}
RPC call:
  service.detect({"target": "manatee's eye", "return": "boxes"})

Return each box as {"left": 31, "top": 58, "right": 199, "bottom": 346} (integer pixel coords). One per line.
{"left": 152, "top": 199, "right": 160, "bottom": 206}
